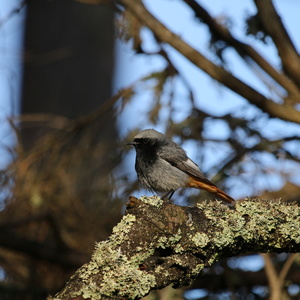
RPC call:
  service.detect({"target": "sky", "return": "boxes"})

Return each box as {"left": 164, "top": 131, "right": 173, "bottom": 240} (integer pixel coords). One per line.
{"left": 0, "top": 0, "right": 299, "bottom": 196}
{"left": 114, "top": 0, "right": 300, "bottom": 200}
{"left": 0, "top": 1, "right": 299, "bottom": 298}
{"left": 0, "top": 0, "right": 24, "bottom": 168}
{"left": 115, "top": 0, "right": 300, "bottom": 127}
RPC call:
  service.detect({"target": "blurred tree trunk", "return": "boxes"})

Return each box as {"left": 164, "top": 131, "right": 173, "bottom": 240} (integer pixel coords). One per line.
{"left": 0, "top": 1, "right": 121, "bottom": 299}
{"left": 21, "top": 0, "right": 115, "bottom": 146}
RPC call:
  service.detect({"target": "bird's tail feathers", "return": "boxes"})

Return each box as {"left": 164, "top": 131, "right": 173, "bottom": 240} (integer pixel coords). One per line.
{"left": 187, "top": 176, "right": 235, "bottom": 204}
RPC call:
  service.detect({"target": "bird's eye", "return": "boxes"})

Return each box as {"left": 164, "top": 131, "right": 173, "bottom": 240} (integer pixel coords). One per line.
{"left": 143, "top": 138, "right": 150, "bottom": 144}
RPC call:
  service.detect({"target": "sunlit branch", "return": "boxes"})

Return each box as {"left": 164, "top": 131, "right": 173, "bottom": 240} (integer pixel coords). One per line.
{"left": 182, "top": 0, "right": 300, "bottom": 98}
{"left": 119, "top": 0, "right": 300, "bottom": 124}
{"left": 253, "top": 0, "right": 300, "bottom": 87}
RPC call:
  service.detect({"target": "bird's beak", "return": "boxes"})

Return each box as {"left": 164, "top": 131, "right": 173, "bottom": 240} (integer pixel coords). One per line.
{"left": 126, "top": 141, "right": 138, "bottom": 146}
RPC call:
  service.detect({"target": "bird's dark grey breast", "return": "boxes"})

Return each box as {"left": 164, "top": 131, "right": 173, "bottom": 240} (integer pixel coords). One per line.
{"left": 134, "top": 140, "right": 190, "bottom": 193}
{"left": 135, "top": 145, "right": 160, "bottom": 191}
{"left": 135, "top": 146, "right": 157, "bottom": 174}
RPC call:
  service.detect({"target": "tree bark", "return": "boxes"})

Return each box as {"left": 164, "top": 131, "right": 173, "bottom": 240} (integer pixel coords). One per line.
{"left": 50, "top": 196, "right": 300, "bottom": 299}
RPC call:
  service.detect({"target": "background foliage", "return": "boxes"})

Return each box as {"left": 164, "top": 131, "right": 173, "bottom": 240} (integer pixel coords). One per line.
{"left": 0, "top": 0, "right": 299, "bottom": 299}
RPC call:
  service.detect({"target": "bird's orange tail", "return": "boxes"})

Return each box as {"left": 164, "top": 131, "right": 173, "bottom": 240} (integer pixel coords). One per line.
{"left": 187, "top": 176, "right": 235, "bottom": 204}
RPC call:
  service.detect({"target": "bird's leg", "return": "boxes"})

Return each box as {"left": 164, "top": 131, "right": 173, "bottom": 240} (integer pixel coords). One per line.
{"left": 161, "top": 190, "right": 175, "bottom": 200}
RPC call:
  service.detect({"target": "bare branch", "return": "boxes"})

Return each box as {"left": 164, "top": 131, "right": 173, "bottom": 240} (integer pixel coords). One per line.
{"left": 278, "top": 253, "right": 299, "bottom": 285}
{"left": 262, "top": 253, "right": 299, "bottom": 300}
{"left": 262, "top": 254, "right": 282, "bottom": 300}
{"left": 183, "top": 0, "right": 300, "bottom": 98}
{"left": 253, "top": 0, "right": 300, "bottom": 86}
{"left": 119, "top": 0, "right": 300, "bottom": 124}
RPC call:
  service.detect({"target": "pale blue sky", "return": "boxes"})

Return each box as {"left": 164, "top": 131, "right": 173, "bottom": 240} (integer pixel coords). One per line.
{"left": 115, "top": 0, "right": 300, "bottom": 199}
{"left": 0, "top": 0, "right": 299, "bottom": 199}
{"left": 0, "top": 1, "right": 299, "bottom": 296}
{"left": 0, "top": 0, "right": 24, "bottom": 168}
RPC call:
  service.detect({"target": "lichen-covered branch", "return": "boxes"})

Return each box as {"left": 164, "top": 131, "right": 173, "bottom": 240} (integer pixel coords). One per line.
{"left": 50, "top": 196, "right": 300, "bottom": 300}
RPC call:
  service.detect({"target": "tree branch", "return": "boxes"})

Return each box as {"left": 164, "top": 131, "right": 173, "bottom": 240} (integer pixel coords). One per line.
{"left": 262, "top": 254, "right": 282, "bottom": 300}
{"left": 119, "top": 0, "right": 300, "bottom": 124}
{"left": 253, "top": 0, "right": 300, "bottom": 86}
{"left": 51, "top": 196, "right": 300, "bottom": 299}
{"left": 182, "top": 0, "right": 300, "bottom": 98}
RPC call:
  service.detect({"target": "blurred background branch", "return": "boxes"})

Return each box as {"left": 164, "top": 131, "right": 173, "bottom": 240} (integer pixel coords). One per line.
{"left": 0, "top": 0, "right": 299, "bottom": 299}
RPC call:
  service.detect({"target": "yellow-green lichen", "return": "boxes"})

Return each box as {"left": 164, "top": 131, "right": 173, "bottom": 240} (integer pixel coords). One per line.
{"left": 157, "top": 228, "right": 182, "bottom": 249}
{"left": 171, "top": 229, "right": 182, "bottom": 242}
{"left": 111, "top": 214, "right": 136, "bottom": 241}
{"left": 81, "top": 282, "right": 102, "bottom": 300}
{"left": 130, "top": 247, "right": 156, "bottom": 265}
{"left": 71, "top": 211, "right": 158, "bottom": 299}
{"left": 78, "top": 239, "right": 156, "bottom": 299}
{"left": 192, "top": 263, "right": 205, "bottom": 273}
{"left": 192, "top": 232, "right": 210, "bottom": 248}
{"left": 92, "top": 241, "right": 122, "bottom": 266}
{"left": 100, "top": 261, "right": 156, "bottom": 298}
{"left": 207, "top": 252, "right": 219, "bottom": 266}
{"left": 140, "top": 195, "right": 164, "bottom": 207}
{"left": 235, "top": 199, "right": 300, "bottom": 247}
{"left": 174, "top": 243, "right": 185, "bottom": 253}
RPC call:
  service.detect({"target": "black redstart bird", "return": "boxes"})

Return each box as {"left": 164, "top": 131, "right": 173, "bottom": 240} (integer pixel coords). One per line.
{"left": 127, "top": 129, "right": 235, "bottom": 203}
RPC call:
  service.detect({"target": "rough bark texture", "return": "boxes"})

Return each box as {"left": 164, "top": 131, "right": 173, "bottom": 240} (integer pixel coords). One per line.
{"left": 50, "top": 196, "right": 300, "bottom": 299}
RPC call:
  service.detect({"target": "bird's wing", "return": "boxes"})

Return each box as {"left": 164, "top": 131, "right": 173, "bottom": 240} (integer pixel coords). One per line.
{"left": 158, "top": 144, "right": 234, "bottom": 203}
{"left": 159, "top": 149, "right": 215, "bottom": 185}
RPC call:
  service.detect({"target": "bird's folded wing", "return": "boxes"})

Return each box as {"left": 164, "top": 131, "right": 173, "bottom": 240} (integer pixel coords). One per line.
{"left": 161, "top": 154, "right": 217, "bottom": 187}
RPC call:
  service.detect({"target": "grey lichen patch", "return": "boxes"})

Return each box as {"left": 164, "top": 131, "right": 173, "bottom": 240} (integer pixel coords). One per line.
{"left": 279, "top": 223, "right": 300, "bottom": 244}
{"left": 170, "top": 228, "right": 182, "bottom": 243}
{"left": 51, "top": 198, "right": 300, "bottom": 300}
{"left": 157, "top": 235, "right": 168, "bottom": 248}
{"left": 174, "top": 243, "right": 185, "bottom": 253}
{"left": 90, "top": 214, "right": 135, "bottom": 263}
{"left": 235, "top": 198, "right": 267, "bottom": 215}
{"left": 91, "top": 213, "right": 139, "bottom": 268}
{"left": 76, "top": 253, "right": 156, "bottom": 299}
{"left": 78, "top": 261, "right": 99, "bottom": 282}
{"left": 130, "top": 247, "right": 155, "bottom": 265}
{"left": 92, "top": 241, "right": 122, "bottom": 267}
{"left": 140, "top": 195, "right": 164, "bottom": 207}
{"left": 207, "top": 252, "right": 219, "bottom": 266}
{"left": 196, "top": 199, "right": 294, "bottom": 251}
{"left": 196, "top": 198, "right": 299, "bottom": 251}
{"left": 212, "top": 225, "right": 236, "bottom": 249}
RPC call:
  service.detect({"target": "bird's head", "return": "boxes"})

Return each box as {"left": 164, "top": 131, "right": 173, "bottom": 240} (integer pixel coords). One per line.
{"left": 126, "top": 129, "right": 168, "bottom": 152}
